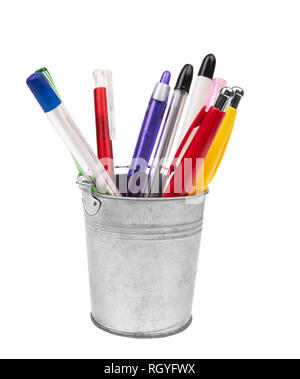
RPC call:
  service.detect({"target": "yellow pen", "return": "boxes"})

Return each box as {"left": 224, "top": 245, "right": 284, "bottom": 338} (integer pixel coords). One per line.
{"left": 189, "top": 87, "right": 244, "bottom": 195}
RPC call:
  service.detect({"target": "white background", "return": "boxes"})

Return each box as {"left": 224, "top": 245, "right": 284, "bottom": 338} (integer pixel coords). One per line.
{"left": 0, "top": 0, "right": 299, "bottom": 359}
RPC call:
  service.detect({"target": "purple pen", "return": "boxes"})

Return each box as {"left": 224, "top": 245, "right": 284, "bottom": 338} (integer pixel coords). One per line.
{"left": 127, "top": 71, "right": 171, "bottom": 196}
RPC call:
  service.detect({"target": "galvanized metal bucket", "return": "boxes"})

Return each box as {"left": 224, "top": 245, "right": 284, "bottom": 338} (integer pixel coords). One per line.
{"left": 77, "top": 169, "right": 207, "bottom": 338}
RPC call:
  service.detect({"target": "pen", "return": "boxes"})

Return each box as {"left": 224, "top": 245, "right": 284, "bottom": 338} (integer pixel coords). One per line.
{"left": 26, "top": 72, "right": 120, "bottom": 196}
{"left": 36, "top": 67, "right": 87, "bottom": 178}
{"left": 127, "top": 71, "right": 171, "bottom": 196}
{"left": 93, "top": 69, "right": 115, "bottom": 178}
{"left": 163, "top": 87, "right": 234, "bottom": 198}
{"left": 177, "top": 54, "right": 216, "bottom": 148}
{"left": 204, "top": 78, "right": 227, "bottom": 110}
{"left": 146, "top": 64, "right": 193, "bottom": 197}
{"left": 189, "top": 87, "right": 244, "bottom": 194}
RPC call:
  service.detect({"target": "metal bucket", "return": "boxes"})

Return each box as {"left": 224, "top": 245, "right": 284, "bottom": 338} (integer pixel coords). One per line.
{"left": 77, "top": 169, "right": 207, "bottom": 338}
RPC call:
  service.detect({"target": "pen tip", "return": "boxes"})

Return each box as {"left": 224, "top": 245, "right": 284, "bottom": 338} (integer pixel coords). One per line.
{"left": 198, "top": 54, "right": 216, "bottom": 79}
{"left": 160, "top": 71, "right": 171, "bottom": 85}
{"left": 174, "top": 64, "right": 194, "bottom": 93}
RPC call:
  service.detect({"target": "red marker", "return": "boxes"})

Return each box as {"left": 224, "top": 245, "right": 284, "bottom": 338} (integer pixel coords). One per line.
{"left": 163, "top": 87, "right": 234, "bottom": 197}
{"left": 93, "top": 69, "right": 116, "bottom": 178}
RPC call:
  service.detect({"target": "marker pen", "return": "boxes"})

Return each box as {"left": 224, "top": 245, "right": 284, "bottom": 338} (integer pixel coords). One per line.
{"left": 177, "top": 54, "right": 216, "bottom": 147}
{"left": 26, "top": 72, "right": 120, "bottom": 196}
{"left": 163, "top": 87, "right": 234, "bottom": 198}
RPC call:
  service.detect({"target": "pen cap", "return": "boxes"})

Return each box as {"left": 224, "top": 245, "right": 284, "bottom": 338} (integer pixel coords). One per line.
{"left": 198, "top": 54, "right": 216, "bottom": 79}
{"left": 174, "top": 64, "right": 193, "bottom": 93}
{"left": 205, "top": 78, "right": 227, "bottom": 110}
{"left": 36, "top": 67, "right": 61, "bottom": 100}
{"left": 26, "top": 72, "right": 61, "bottom": 113}
{"left": 93, "top": 69, "right": 116, "bottom": 139}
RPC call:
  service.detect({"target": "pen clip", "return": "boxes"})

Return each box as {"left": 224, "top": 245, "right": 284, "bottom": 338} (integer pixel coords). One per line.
{"left": 173, "top": 107, "right": 207, "bottom": 166}
{"left": 107, "top": 74, "right": 117, "bottom": 140}
{"left": 165, "top": 107, "right": 207, "bottom": 188}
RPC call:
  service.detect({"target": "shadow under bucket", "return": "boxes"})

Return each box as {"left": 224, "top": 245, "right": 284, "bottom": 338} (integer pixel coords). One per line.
{"left": 78, "top": 168, "right": 207, "bottom": 338}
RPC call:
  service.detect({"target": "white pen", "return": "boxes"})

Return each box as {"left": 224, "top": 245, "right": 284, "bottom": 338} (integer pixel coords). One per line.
{"left": 177, "top": 54, "right": 216, "bottom": 147}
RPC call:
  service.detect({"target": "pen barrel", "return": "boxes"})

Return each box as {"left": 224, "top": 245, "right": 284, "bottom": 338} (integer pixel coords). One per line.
{"left": 158, "top": 90, "right": 187, "bottom": 168}
{"left": 163, "top": 107, "right": 225, "bottom": 197}
{"left": 178, "top": 76, "right": 212, "bottom": 147}
{"left": 94, "top": 88, "right": 114, "bottom": 177}
{"left": 148, "top": 90, "right": 187, "bottom": 196}
{"left": 94, "top": 87, "right": 108, "bottom": 118}
{"left": 97, "top": 137, "right": 114, "bottom": 178}
{"left": 128, "top": 99, "right": 167, "bottom": 178}
{"left": 173, "top": 107, "right": 208, "bottom": 164}
{"left": 46, "top": 103, "right": 119, "bottom": 196}
{"left": 203, "top": 106, "right": 237, "bottom": 190}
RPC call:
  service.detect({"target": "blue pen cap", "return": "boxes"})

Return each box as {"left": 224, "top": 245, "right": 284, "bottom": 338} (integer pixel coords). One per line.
{"left": 26, "top": 72, "right": 61, "bottom": 112}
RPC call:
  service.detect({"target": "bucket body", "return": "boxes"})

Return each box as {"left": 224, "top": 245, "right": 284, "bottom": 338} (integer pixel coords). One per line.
{"left": 78, "top": 173, "right": 206, "bottom": 338}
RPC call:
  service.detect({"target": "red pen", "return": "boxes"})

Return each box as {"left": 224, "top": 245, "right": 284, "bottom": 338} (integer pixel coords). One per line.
{"left": 93, "top": 69, "right": 116, "bottom": 178}
{"left": 163, "top": 87, "right": 234, "bottom": 197}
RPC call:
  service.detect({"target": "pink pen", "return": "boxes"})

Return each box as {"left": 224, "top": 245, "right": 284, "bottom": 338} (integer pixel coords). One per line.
{"left": 205, "top": 78, "right": 227, "bottom": 110}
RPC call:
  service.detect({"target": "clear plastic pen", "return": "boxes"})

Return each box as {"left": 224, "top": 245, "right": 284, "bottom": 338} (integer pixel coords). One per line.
{"left": 93, "top": 69, "right": 116, "bottom": 177}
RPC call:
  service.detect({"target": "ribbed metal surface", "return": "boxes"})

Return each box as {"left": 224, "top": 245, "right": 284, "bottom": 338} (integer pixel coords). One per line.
{"left": 79, "top": 176, "right": 206, "bottom": 338}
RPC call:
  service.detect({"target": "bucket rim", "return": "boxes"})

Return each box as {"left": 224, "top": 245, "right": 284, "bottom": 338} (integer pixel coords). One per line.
{"left": 93, "top": 190, "right": 208, "bottom": 202}
{"left": 77, "top": 170, "right": 208, "bottom": 202}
